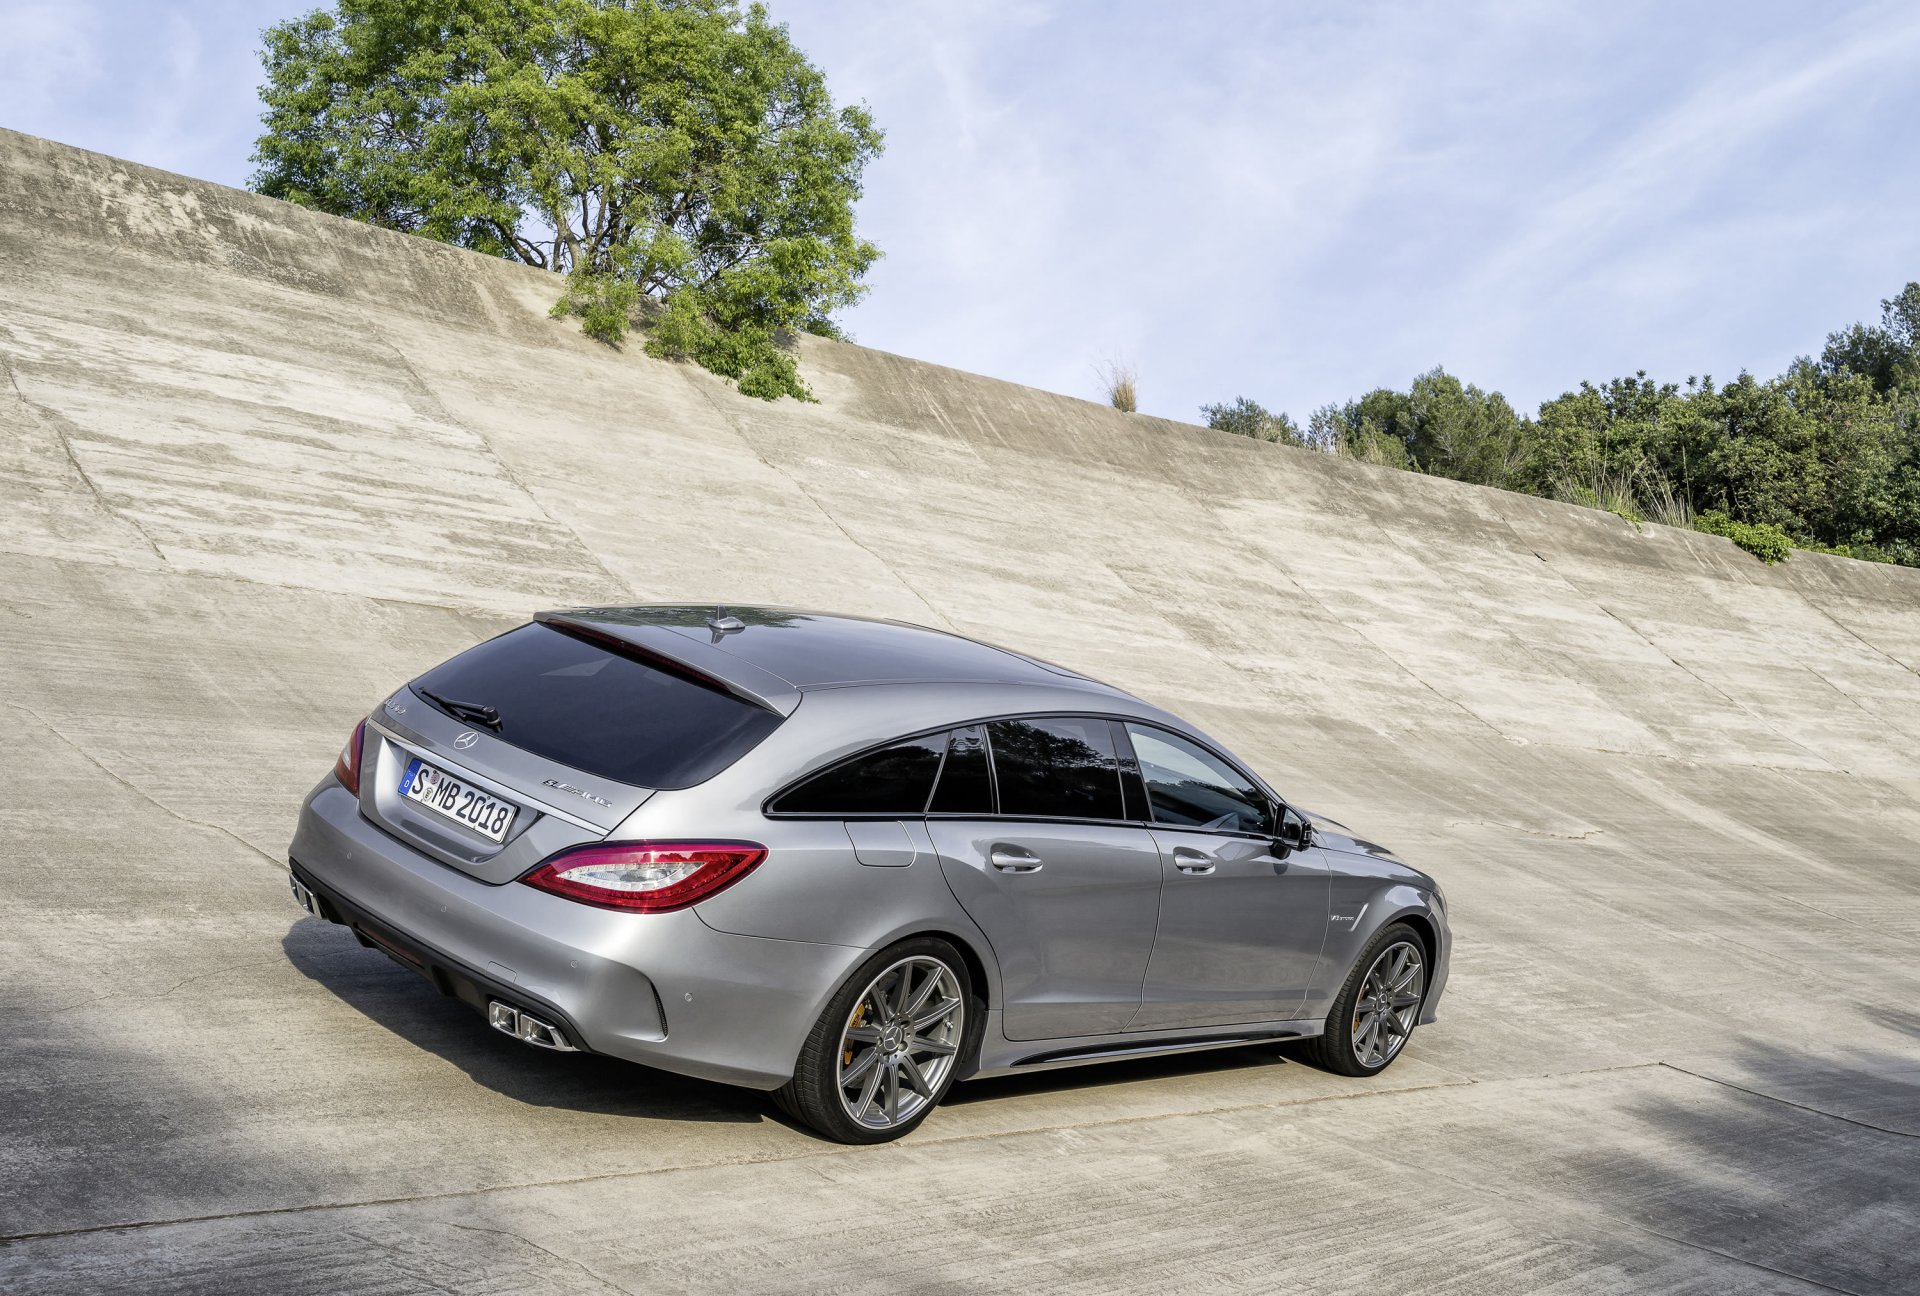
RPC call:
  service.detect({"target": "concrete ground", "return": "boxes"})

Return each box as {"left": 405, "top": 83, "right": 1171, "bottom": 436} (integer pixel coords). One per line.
{"left": 1, "top": 128, "right": 1917, "bottom": 1293}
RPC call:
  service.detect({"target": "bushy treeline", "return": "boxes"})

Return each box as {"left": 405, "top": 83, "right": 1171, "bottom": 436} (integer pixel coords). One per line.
{"left": 1203, "top": 283, "right": 1920, "bottom": 565}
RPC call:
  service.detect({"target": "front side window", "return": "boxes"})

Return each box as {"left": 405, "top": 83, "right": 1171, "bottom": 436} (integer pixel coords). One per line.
{"left": 770, "top": 732, "right": 948, "bottom": 815}
{"left": 1124, "top": 724, "right": 1275, "bottom": 836}
{"left": 987, "top": 716, "right": 1123, "bottom": 821}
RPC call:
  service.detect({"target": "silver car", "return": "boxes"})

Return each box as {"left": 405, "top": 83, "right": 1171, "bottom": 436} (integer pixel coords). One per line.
{"left": 289, "top": 605, "right": 1450, "bottom": 1143}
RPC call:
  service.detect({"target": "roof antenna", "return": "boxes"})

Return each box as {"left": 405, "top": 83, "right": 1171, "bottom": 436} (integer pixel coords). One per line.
{"left": 707, "top": 608, "right": 746, "bottom": 643}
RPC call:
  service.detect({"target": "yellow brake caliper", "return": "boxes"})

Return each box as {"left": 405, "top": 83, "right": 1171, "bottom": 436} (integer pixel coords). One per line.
{"left": 844, "top": 1003, "right": 868, "bottom": 1067}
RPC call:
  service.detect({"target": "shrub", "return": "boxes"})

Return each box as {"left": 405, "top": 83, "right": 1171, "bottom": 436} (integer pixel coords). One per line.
{"left": 1794, "top": 538, "right": 1896, "bottom": 564}
{"left": 1693, "top": 510, "right": 1792, "bottom": 564}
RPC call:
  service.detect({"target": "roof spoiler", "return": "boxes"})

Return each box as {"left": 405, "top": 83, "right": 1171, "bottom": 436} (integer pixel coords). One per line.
{"left": 534, "top": 611, "right": 802, "bottom": 717}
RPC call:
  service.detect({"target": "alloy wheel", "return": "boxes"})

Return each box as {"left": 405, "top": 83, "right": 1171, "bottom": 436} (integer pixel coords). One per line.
{"left": 836, "top": 955, "right": 965, "bottom": 1130}
{"left": 1350, "top": 940, "right": 1424, "bottom": 1069}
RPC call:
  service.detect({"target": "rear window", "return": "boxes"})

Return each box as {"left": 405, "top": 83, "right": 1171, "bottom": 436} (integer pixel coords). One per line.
{"left": 987, "top": 717, "right": 1123, "bottom": 821}
{"left": 413, "top": 623, "right": 782, "bottom": 789}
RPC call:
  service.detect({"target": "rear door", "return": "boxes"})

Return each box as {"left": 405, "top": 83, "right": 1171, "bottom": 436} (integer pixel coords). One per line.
{"left": 1122, "top": 724, "right": 1330, "bottom": 1030}
{"left": 926, "top": 718, "right": 1163, "bottom": 1042}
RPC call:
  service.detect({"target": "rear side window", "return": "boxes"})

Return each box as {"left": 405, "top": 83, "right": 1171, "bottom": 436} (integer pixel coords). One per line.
{"left": 988, "top": 717, "right": 1123, "bottom": 821}
{"left": 413, "top": 623, "right": 782, "bottom": 789}
{"left": 1124, "top": 723, "right": 1275, "bottom": 836}
{"left": 771, "top": 733, "right": 947, "bottom": 815}
{"left": 928, "top": 725, "right": 993, "bottom": 814}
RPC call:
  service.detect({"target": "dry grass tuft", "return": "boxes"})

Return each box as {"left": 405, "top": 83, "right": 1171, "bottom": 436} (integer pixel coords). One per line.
{"left": 1095, "top": 358, "right": 1138, "bottom": 413}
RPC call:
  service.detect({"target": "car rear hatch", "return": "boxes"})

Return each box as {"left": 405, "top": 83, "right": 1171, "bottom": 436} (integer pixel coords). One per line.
{"left": 357, "top": 616, "right": 794, "bottom": 884}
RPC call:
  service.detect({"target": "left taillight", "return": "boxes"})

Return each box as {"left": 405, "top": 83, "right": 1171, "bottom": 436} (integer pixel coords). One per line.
{"left": 520, "top": 841, "right": 768, "bottom": 913}
{"left": 334, "top": 719, "right": 366, "bottom": 795}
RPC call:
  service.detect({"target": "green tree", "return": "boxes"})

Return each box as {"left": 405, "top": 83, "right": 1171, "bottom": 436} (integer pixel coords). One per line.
{"left": 1200, "top": 396, "right": 1303, "bottom": 445}
{"left": 251, "top": 0, "right": 884, "bottom": 400}
{"left": 1305, "top": 396, "right": 1411, "bottom": 468}
{"left": 1307, "top": 371, "right": 1527, "bottom": 485}
{"left": 1203, "top": 282, "right": 1920, "bottom": 564}
{"left": 1821, "top": 282, "right": 1920, "bottom": 395}
{"left": 1399, "top": 368, "right": 1531, "bottom": 487}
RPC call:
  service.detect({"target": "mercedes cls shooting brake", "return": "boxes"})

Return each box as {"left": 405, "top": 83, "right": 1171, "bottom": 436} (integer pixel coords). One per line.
{"left": 288, "top": 606, "right": 1450, "bottom": 1143}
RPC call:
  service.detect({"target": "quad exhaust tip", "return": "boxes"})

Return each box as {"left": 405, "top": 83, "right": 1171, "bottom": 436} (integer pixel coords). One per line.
{"left": 488, "top": 1001, "right": 577, "bottom": 1052}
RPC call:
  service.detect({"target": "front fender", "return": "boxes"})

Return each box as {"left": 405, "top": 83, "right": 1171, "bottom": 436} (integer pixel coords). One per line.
{"left": 1308, "top": 874, "right": 1450, "bottom": 1024}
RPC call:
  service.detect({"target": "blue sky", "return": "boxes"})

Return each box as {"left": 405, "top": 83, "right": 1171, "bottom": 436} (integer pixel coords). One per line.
{"left": 5, "top": 0, "right": 1918, "bottom": 423}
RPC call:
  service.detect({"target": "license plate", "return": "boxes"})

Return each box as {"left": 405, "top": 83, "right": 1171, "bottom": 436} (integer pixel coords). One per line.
{"left": 399, "top": 757, "right": 517, "bottom": 843}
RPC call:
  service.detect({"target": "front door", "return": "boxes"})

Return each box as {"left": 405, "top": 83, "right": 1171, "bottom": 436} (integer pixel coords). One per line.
{"left": 1119, "top": 722, "right": 1330, "bottom": 1030}
{"left": 1130, "top": 829, "right": 1330, "bottom": 1029}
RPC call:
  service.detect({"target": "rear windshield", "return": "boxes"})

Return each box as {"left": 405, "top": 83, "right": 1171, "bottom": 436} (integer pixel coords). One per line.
{"left": 412, "top": 623, "right": 783, "bottom": 789}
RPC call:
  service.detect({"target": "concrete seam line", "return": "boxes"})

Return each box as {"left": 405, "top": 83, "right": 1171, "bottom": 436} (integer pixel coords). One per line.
{"left": 678, "top": 364, "right": 959, "bottom": 633}
{"left": 0, "top": 346, "right": 169, "bottom": 565}
{"left": 1802, "top": 595, "right": 1920, "bottom": 681}
{"left": 0, "top": 1065, "right": 1682, "bottom": 1246}
{"left": 1313, "top": 1078, "right": 1870, "bottom": 1296}
{"left": 444, "top": 1221, "right": 639, "bottom": 1296}
{"left": 2, "top": 700, "right": 281, "bottom": 870}
{"left": 354, "top": 307, "right": 632, "bottom": 603}
{"left": 1598, "top": 1221, "right": 1869, "bottom": 1296}
{"left": 1658, "top": 1061, "right": 1920, "bottom": 1140}
{"left": 1595, "top": 605, "right": 1840, "bottom": 772}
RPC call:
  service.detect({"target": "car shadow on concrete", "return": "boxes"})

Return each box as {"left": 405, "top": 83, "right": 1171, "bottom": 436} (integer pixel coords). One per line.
{"left": 944, "top": 1042, "right": 1297, "bottom": 1106}
{"left": 281, "top": 918, "right": 765, "bottom": 1124}
{"left": 283, "top": 917, "right": 1319, "bottom": 1131}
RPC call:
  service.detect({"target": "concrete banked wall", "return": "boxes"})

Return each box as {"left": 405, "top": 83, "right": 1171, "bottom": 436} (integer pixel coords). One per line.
{"left": 5, "top": 128, "right": 1920, "bottom": 1282}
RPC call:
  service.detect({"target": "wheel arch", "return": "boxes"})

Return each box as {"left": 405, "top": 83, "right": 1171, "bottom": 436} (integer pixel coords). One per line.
{"left": 880, "top": 926, "right": 993, "bottom": 1080}
{"left": 1389, "top": 909, "right": 1438, "bottom": 968}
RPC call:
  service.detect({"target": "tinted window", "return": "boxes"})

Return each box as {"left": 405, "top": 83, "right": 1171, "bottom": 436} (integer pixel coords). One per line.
{"left": 928, "top": 725, "right": 994, "bottom": 814}
{"left": 988, "top": 717, "right": 1122, "bottom": 820}
{"left": 413, "top": 623, "right": 782, "bottom": 789}
{"left": 1125, "top": 724, "right": 1275, "bottom": 836}
{"left": 772, "top": 733, "right": 947, "bottom": 815}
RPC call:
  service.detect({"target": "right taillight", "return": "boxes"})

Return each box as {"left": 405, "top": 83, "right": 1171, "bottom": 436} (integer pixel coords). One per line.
{"left": 334, "top": 719, "right": 366, "bottom": 795}
{"left": 520, "top": 841, "right": 767, "bottom": 913}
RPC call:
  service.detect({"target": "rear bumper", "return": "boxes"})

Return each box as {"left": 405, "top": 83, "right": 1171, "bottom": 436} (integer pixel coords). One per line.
{"left": 288, "top": 779, "right": 864, "bottom": 1090}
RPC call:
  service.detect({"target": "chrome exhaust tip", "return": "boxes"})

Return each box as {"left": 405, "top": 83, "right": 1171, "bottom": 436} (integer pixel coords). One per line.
{"left": 289, "top": 873, "right": 319, "bottom": 916}
{"left": 488, "top": 1000, "right": 577, "bottom": 1052}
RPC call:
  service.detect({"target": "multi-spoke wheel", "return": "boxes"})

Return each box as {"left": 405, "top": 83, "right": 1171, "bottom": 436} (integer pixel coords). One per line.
{"left": 1304, "top": 922, "right": 1428, "bottom": 1077}
{"left": 835, "top": 955, "right": 964, "bottom": 1130}
{"left": 775, "top": 938, "right": 973, "bottom": 1143}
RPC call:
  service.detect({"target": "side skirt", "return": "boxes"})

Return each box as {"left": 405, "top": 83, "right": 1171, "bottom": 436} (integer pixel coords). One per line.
{"left": 967, "top": 1017, "right": 1327, "bottom": 1079}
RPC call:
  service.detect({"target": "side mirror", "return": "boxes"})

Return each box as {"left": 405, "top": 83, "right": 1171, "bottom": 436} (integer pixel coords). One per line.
{"left": 1275, "top": 807, "right": 1315, "bottom": 857}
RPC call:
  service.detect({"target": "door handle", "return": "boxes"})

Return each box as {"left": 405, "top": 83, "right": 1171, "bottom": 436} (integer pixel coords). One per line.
{"left": 989, "top": 845, "right": 1043, "bottom": 873}
{"left": 1172, "top": 847, "right": 1216, "bottom": 876}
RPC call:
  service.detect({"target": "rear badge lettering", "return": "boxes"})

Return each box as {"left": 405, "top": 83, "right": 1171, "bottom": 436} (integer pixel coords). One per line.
{"left": 543, "top": 778, "right": 612, "bottom": 808}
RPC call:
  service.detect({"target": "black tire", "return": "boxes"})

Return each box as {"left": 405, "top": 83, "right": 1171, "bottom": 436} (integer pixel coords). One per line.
{"left": 1302, "top": 922, "right": 1428, "bottom": 1077}
{"left": 774, "top": 936, "right": 972, "bottom": 1144}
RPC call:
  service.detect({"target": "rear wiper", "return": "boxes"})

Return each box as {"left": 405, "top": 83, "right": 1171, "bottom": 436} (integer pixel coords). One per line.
{"left": 420, "top": 688, "right": 501, "bottom": 730}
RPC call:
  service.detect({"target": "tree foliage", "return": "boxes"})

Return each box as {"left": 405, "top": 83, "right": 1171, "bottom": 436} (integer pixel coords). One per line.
{"left": 1209, "top": 282, "right": 1920, "bottom": 566}
{"left": 1202, "top": 396, "right": 1302, "bottom": 446}
{"left": 251, "top": 0, "right": 883, "bottom": 400}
